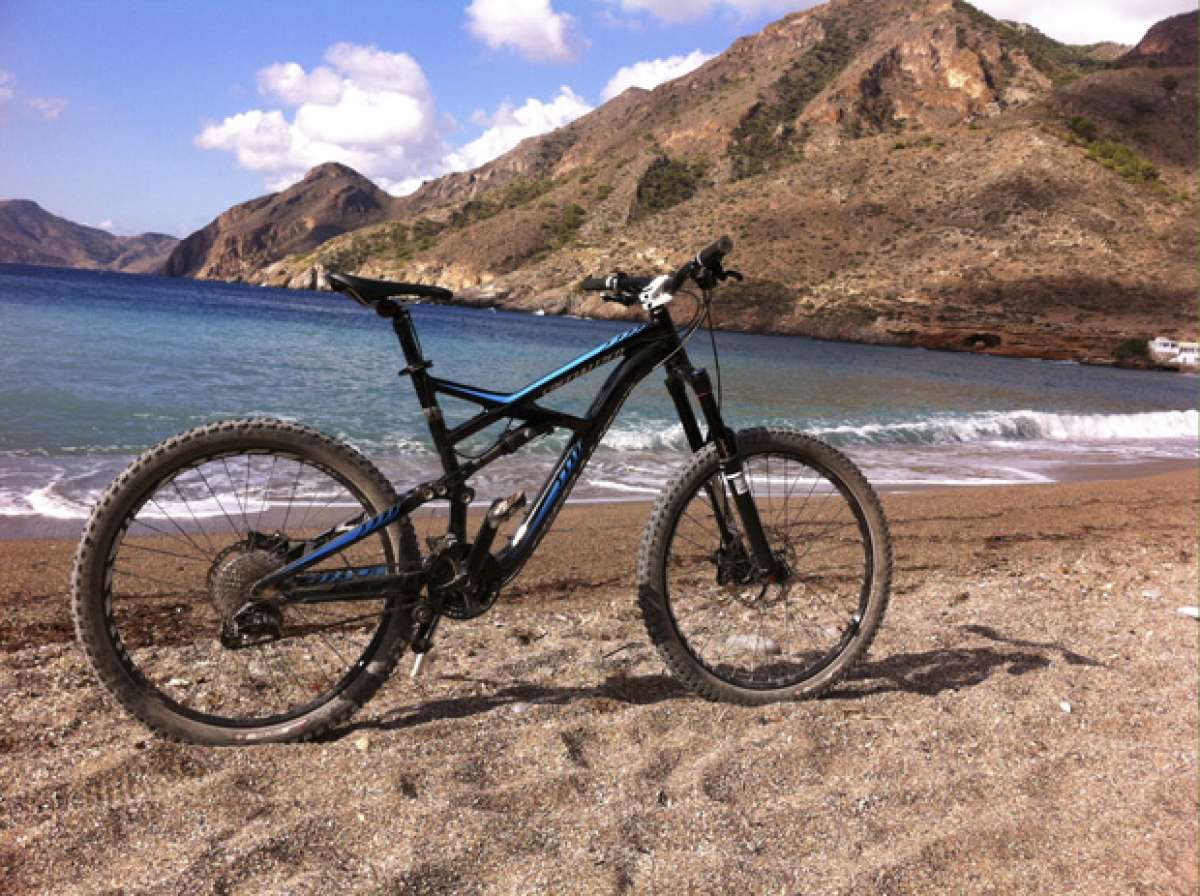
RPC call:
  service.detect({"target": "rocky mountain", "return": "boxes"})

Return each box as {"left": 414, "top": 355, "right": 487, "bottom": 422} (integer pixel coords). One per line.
{"left": 0, "top": 200, "right": 177, "bottom": 273}
{"left": 161, "top": 163, "right": 400, "bottom": 281}
{"left": 1120, "top": 10, "right": 1198, "bottom": 68}
{"left": 208, "top": 0, "right": 1198, "bottom": 364}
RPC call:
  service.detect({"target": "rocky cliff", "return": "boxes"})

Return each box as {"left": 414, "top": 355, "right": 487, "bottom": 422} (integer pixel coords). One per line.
{"left": 1120, "top": 10, "right": 1198, "bottom": 68}
{"left": 206, "top": 1, "right": 1200, "bottom": 363}
{"left": 161, "top": 162, "right": 401, "bottom": 281}
{"left": 0, "top": 200, "right": 177, "bottom": 273}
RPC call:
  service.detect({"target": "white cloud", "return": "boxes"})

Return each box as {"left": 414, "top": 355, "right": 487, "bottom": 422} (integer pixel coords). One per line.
{"left": 256, "top": 61, "right": 342, "bottom": 105}
{"left": 25, "top": 96, "right": 67, "bottom": 120}
{"left": 616, "top": 0, "right": 813, "bottom": 24}
{"left": 973, "top": 1, "right": 1192, "bottom": 44}
{"left": 601, "top": 50, "right": 715, "bottom": 101}
{"left": 197, "top": 44, "right": 594, "bottom": 198}
{"left": 466, "top": 0, "right": 587, "bottom": 62}
{"left": 0, "top": 71, "right": 68, "bottom": 121}
{"left": 97, "top": 219, "right": 115, "bottom": 231}
{"left": 446, "top": 86, "right": 592, "bottom": 173}
{"left": 196, "top": 43, "right": 446, "bottom": 194}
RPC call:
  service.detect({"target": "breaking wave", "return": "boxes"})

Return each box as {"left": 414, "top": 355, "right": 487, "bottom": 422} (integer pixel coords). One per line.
{"left": 812, "top": 409, "right": 1199, "bottom": 447}
{"left": 595, "top": 410, "right": 1198, "bottom": 452}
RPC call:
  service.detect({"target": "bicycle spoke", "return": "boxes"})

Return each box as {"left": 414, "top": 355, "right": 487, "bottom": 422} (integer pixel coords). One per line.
{"left": 663, "top": 447, "right": 872, "bottom": 690}
{"left": 99, "top": 441, "right": 409, "bottom": 728}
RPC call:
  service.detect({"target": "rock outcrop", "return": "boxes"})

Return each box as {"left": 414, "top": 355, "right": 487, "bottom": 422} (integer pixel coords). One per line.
{"left": 0, "top": 200, "right": 177, "bottom": 273}
{"left": 1119, "top": 11, "right": 1198, "bottom": 68}
{"left": 161, "top": 163, "right": 400, "bottom": 280}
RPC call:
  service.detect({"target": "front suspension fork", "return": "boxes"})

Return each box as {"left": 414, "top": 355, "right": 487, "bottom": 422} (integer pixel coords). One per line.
{"left": 666, "top": 366, "right": 784, "bottom": 581}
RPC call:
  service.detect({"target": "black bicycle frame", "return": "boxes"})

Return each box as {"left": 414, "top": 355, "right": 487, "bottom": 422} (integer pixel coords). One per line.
{"left": 257, "top": 298, "right": 782, "bottom": 604}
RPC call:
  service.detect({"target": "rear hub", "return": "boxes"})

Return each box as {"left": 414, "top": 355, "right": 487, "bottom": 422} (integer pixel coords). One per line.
{"left": 209, "top": 546, "right": 285, "bottom": 648}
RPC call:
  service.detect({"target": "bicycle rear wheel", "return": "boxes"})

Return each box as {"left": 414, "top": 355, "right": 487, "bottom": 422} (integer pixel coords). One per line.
{"left": 71, "top": 419, "right": 418, "bottom": 744}
{"left": 637, "top": 428, "right": 892, "bottom": 704}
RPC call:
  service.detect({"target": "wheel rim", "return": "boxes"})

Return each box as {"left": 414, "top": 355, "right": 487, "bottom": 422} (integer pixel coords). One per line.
{"left": 99, "top": 447, "right": 406, "bottom": 728}
{"left": 662, "top": 450, "right": 873, "bottom": 690}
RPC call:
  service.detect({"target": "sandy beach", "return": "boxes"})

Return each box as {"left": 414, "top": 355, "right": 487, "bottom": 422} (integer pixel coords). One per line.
{"left": 1, "top": 470, "right": 1196, "bottom": 894}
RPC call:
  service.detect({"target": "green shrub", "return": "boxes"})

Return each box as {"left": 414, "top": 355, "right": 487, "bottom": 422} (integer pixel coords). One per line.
{"left": 448, "top": 177, "right": 558, "bottom": 229}
{"left": 631, "top": 156, "right": 708, "bottom": 220}
{"left": 1128, "top": 97, "right": 1157, "bottom": 120}
{"left": 499, "top": 203, "right": 587, "bottom": 272}
{"left": 311, "top": 216, "right": 448, "bottom": 271}
{"left": 1067, "top": 115, "right": 1098, "bottom": 142}
{"left": 1114, "top": 338, "right": 1150, "bottom": 363}
{"left": 1062, "top": 117, "right": 1162, "bottom": 188}
{"left": 1086, "top": 140, "right": 1160, "bottom": 183}
{"left": 728, "top": 21, "right": 871, "bottom": 179}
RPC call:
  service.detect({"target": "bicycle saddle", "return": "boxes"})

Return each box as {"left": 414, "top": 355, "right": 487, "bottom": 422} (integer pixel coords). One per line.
{"left": 328, "top": 272, "right": 454, "bottom": 303}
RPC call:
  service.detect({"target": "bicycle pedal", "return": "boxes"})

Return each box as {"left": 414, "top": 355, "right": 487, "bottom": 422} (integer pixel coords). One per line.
{"left": 410, "top": 648, "right": 435, "bottom": 679}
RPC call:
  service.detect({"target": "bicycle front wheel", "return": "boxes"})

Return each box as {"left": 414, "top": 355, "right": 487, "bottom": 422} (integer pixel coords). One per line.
{"left": 637, "top": 428, "right": 892, "bottom": 704}
{"left": 71, "top": 419, "right": 419, "bottom": 744}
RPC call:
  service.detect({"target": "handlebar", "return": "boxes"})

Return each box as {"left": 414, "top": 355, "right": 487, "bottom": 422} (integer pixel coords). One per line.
{"left": 580, "top": 274, "right": 654, "bottom": 294}
{"left": 581, "top": 236, "right": 735, "bottom": 304}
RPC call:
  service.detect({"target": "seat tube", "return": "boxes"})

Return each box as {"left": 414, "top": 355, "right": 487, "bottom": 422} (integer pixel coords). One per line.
{"left": 688, "top": 367, "right": 780, "bottom": 578}
{"left": 391, "top": 310, "right": 467, "bottom": 537}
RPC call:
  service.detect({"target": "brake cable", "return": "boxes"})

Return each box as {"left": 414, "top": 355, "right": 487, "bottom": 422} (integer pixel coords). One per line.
{"left": 704, "top": 289, "right": 722, "bottom": 413}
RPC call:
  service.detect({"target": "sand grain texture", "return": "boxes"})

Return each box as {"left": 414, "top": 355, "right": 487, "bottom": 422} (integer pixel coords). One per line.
{"left": 1, "top": 471, "right": 1196, "bottom": 894}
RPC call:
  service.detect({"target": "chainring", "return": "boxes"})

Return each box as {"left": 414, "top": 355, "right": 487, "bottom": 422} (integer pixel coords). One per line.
{"left": 426, "top": 540, "right": 502, "bottom": 620}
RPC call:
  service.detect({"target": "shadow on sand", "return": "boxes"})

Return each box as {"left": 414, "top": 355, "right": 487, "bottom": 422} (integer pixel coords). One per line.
{"left": 336, "top": 624, "right": 1101, "bottom": 739}
{"left": 826, "top": 623, "right": 1102, "bottom": 699}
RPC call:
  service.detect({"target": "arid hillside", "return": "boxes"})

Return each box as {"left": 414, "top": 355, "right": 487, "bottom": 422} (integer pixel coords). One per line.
{"left": 1120, "top": 10, "right": 1198, "bottom": 68}
{"left": 161, "top": 163, "right": 402, "bottom": 281}
{"left": 0, "top": 200, "right": 177, "bottom": 274}
{"left": 192, "top": 1, "right": 1198, "bottom": 363}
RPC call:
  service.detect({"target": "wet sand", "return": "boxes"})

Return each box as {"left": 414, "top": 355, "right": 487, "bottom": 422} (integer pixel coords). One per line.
{"left": 1, "top": 470, "right": 1197, "bottom": 894}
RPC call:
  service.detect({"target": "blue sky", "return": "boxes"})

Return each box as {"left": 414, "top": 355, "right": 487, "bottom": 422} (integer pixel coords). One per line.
{"left": 0, "top": 0, "right": 1188, "bottom": 237}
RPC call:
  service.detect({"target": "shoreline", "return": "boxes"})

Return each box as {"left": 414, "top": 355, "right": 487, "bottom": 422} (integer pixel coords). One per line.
{"left": 0, "top": 455, "right": 1195, "bottom": 542}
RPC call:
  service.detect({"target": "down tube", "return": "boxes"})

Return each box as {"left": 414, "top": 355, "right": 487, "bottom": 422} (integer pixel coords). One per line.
{"left": 498, "top": 345, "right": 667, "bottom": 579}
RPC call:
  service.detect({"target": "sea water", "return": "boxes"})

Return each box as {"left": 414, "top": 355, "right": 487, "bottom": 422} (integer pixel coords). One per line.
{"left": 1, "top": 264, "right": 1196, "bottom": 531}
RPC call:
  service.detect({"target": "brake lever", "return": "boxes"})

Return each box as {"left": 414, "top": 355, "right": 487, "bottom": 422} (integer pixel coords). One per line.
{"left": 602, "top": 293, "right": 637, "bottom": 307}
{"left": 721, "top": 269, "right": 744, "bottom": 282}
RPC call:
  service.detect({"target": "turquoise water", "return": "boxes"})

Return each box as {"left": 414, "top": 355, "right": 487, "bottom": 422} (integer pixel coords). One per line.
{"left": 1, "top": 263, "right": 1196, "bottom": 523}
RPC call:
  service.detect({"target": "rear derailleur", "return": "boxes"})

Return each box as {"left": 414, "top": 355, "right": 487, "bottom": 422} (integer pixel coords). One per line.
{"left": 208, "top": 531, "right": 293, "bottom": 649}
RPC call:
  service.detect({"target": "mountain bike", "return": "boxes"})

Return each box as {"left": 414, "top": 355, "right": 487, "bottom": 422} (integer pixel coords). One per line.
{"left": 71, "top": 237, "right": 892, "bottom": 744}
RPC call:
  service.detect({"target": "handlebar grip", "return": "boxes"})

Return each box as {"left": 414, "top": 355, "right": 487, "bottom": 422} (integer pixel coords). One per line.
{"left": 697, "top": 235, "right": 733, "bottom": 269}
{"left": 583, "top": 274, "right": 656, "bottom": 293}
